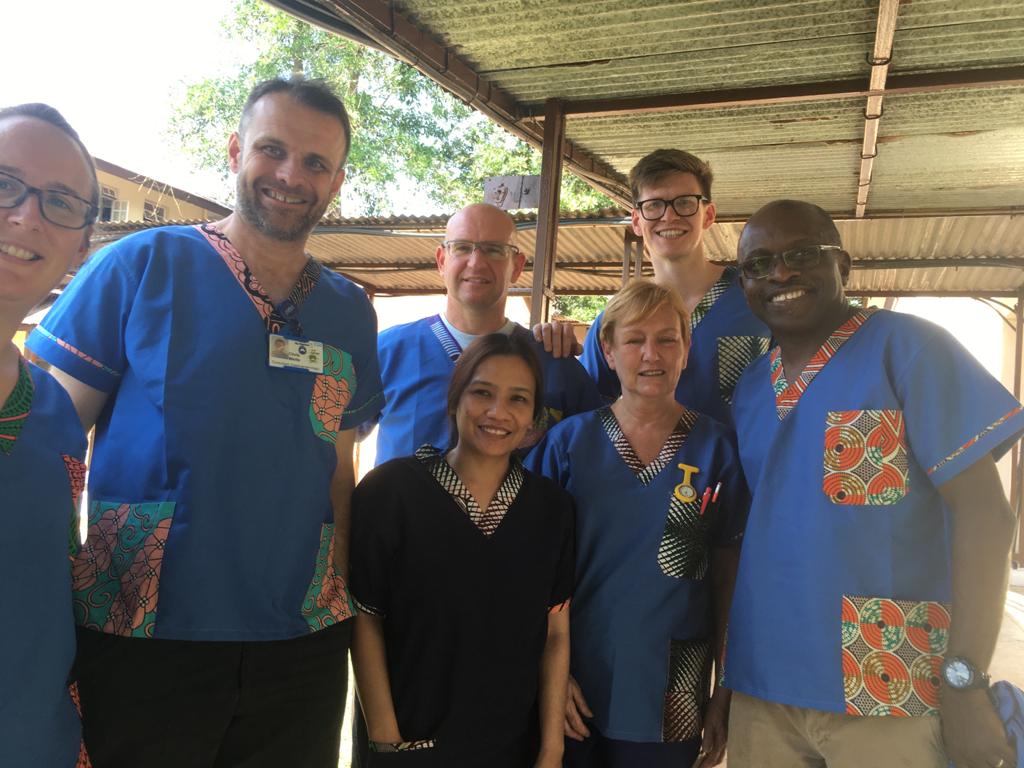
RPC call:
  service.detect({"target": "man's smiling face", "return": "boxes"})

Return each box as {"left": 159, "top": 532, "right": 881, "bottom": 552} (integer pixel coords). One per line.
{"left": 630, "top": 170, "right": 715, "bottom": 265}
{"left": 230, "top": 92, "right": 347, "bottom": 242}
{"left": 435, "top": 204, "right": 525, "bottom": 314}
{"left": 737, "top": 201, "right": 851, "bottom": 340}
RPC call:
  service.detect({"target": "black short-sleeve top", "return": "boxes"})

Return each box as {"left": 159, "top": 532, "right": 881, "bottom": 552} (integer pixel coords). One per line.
{"left": 350, "top": 446, "right": 575, "bottom": 767}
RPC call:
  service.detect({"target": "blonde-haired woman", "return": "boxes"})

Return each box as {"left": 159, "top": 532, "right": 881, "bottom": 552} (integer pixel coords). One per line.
{"left": 527, "top": 279, "right": 749, "bottom": 768}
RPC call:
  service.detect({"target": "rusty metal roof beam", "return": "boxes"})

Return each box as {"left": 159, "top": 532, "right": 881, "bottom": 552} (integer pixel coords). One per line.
{"left": 524, "top": 66, "right": 1024, "bottom": 119}
{"left": 856, "top": 0, "right": 900, "bottom": 219}
{"left": 277, "top": 0, "right": 631, "bottom": 204}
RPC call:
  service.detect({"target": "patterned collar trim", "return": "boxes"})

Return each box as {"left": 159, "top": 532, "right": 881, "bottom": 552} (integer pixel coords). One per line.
{"left": 770, "top": 307, "right": 877, "bottom": 420}
{"left": 599, "top": 406, "right": 697, "bottom": 485}
{"left": 0, "top": 357, "right": 33, "bottom": 455}
{"left": 690, "top": 266, "right": 737, "bottom": 332}
{"left": 414, "top": 444, "right": 524, "bottom": 536}
{"left": 428, "top": 315, "right": 462, "bottom": 361}
{"left": 196, "top": 224, "right": 322, "bottom": 333}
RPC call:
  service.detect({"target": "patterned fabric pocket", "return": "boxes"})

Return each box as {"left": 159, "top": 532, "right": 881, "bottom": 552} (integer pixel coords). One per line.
{"left": 309, "top": 344, "right": 356, "bottom": 445}
{"left": 71, "top": 501, "right": 175, "bottom": 638}
{"left": 841, "top": 596, "right": 949, "bottom": 716}
{"left": 824, "top": 410, "right": 909, "bottom": 505}
{"left": 658, "top": 482, "right": 712, "bottom": 580}
{"left": 718, "top": 335, "right": 771, "bottom": 405}
{"left": 663, "top": 638, "right": 712, "bottom": 742}
{"left": 302, "top": 523, "right": 354, "bottom": 631}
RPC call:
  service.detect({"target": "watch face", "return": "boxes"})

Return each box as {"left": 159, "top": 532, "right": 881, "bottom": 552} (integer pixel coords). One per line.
{"left": 943, "top": 659, "right": 974, "bottom": 689}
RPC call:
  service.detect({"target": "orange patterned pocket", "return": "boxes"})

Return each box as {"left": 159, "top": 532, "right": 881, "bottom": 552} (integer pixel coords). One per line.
{"left": 824, "top": 410, "right": 908, "bottom": 505}
{"left": 841, "top": 596, "right": 949, "bottom": 716}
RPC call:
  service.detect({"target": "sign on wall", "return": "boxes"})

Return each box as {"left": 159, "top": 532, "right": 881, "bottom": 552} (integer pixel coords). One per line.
{"left": 484, "top": 175, "right": 541, "bottom": 210}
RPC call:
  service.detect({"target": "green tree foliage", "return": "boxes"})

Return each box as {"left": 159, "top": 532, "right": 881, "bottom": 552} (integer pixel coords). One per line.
{"left": 170, "top": 0, "right": 614, "bottom": 215}
{"left": 552, "top": 294, "right": 608, "bottom": 323}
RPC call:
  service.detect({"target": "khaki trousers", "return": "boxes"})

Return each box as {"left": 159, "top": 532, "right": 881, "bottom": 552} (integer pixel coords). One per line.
{"left": 728, "top": 691, "right": 947, "bottom": 768}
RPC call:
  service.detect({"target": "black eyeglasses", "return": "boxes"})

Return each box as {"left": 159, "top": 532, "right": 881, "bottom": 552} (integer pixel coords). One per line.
{"left": 739, "top": 245, "right": 846, "bottom": 280}
{"left": 0, "top": 170, "right": 96, "bottom": 230}
{"left": 443, "top": 240, "right": 520, "bottom": 261}
{"left": 635, "top": 194, "right": 709, "bottom": 221}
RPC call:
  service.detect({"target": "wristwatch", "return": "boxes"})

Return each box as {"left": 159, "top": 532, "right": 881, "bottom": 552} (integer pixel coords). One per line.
{"left": 940, "top": 656, "right": 991, "bottom": 691}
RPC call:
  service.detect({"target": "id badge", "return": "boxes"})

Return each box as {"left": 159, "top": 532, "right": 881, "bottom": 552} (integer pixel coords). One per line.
{"left": 268, "top": 333, "right": 324, "bottom": 373}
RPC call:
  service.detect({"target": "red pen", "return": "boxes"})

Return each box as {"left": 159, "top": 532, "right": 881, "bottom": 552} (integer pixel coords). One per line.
{"left": 699, "top": 486, "right": 712, "bottom": 516}
{"left": 711, "top": 481, "right": 722, "bottom": 504}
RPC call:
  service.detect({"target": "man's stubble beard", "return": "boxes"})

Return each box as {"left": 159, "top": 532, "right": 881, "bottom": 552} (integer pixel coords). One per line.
{"left": 235, "top": 177, "right": 331, "bottom": 243}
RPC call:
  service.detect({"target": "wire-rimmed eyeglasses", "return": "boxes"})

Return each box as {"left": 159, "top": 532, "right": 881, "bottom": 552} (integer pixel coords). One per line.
{"left": 443, "top": 240, "right": 520, "bottom": 261}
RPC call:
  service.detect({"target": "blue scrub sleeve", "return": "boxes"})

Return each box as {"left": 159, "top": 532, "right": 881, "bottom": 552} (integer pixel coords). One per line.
{"left": 523, "top": 432, "right": 571, "bottom": 489}
{"left": 27, "top": 241, "right": 140, "bottom": 392}
{"left": 580, "top": 313, "right": 620, "bottom": 403}
{"left": 896, "top": 325, "right": 1024, "bottom": 488}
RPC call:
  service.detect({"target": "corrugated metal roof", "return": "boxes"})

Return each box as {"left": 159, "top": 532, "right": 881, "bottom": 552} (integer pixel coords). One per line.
{"left": 892, "top": 0, "right": 1024, "bottom": 71}
{"left": 396, "top": 0, "right": 877, "bottom": 103}
{"left": 88, "top": 214, "right": 1024, "bottom": 295}
{"left": 300, "top": 0, "right": 1024, "bottom": 222}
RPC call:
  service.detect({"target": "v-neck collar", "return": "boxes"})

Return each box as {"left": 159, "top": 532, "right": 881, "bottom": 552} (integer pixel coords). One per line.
{"left": 427, "top": 315, "right": 517, "bottom": 362}
{"left": 428, "top": 315, "right": 463, "bottom": 361}
{"left": 599, "top": 406, "right": 697, "bottom": 485}
{"left": 415, "top": 444, "right": 525, "bottom": 536}
{"left": 770, "top": 307, "right": 877, "bottom": 420}
{"left": 196, "top": 224, "right": 322, "bottom": 333}
{"left": 689, "top": 266, "right": 736, "bottom": 333}
{"left": 0, "top": 356, "right": 33, "bottom": 455}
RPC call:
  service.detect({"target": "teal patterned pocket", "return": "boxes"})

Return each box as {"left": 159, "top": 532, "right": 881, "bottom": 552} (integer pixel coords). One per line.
{"left": 302, "top": 522, "right": 354, "bottom": 631}
{"left": 71, "top": 501, "right": 175, "bottom": 638}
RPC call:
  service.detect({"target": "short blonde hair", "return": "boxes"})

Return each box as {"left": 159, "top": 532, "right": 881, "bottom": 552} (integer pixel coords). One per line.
{"left": 599, "top": 279, "right": 691, "bottom": 348}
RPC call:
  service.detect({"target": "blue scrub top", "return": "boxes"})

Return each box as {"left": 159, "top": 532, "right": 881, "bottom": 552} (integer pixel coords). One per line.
{"left": 28, "top": 224, "right": 383, "bottom": 642}
{"left": 580, "top": 269, "right": 769, "bottom": 426}
{"left": 728, "top": 308, "right": 1024, "bottom": 717}
{"left": 0, "top": 359, "right": 86, "bottom": 767}
{"left": 374, "top": 316, "right": 602, "bottom": 466}
{"left": 527, "top": 407, "right": 748, "bottom": 742}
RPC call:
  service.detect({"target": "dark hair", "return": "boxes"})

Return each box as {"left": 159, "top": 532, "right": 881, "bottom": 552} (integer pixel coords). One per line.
{"left": 629, "top": 148, "right": 713, "bottom": 202}
{"left": 0, "top": 102, "right": 100, "bottom": 213}
{"left": 446, "top": 333, "right": 545, "bottom": 447}
{"left": 239, "top": 78, "right": 352, "bottom": 167}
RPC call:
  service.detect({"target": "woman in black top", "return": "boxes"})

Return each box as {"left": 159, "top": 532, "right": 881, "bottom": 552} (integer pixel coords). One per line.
{"left": 350, "top": 333, "right": 575, "bottom": 768}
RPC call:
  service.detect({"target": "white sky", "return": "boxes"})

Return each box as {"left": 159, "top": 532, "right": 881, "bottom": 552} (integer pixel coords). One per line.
{"left": 5, "top": 0, "right": 255, "bottom": 201}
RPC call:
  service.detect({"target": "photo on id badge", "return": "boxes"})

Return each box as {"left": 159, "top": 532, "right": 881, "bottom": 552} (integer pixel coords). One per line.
{"left": 268, "top": 333, "right": 324, "bottom": 373}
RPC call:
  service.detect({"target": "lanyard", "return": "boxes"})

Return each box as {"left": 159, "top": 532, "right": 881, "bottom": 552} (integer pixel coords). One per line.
{"left": 275, "top": 298, "right": 304, "bottom": 338}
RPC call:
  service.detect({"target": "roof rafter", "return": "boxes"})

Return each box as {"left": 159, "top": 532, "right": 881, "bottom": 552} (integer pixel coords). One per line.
{"left": 523, "top": 66, "right": 1024, "bottom": 119}
{"left": 855, "top": 0, "right": 900, "bottom": 218}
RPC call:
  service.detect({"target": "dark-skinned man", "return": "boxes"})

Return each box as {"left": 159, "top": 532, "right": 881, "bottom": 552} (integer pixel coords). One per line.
{"left": 726, "top": 199, "right": 1019, "bottom": 768}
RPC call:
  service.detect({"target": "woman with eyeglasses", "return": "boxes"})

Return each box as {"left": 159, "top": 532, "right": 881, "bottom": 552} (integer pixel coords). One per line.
{"left": 527, "top": 280, "right": 749, "bottom": 768}
{"left": 350, "top": 333, "right": 575, "bottom": 768}
{"left": 0, "top": 103, "right": 98, "bottom": 767}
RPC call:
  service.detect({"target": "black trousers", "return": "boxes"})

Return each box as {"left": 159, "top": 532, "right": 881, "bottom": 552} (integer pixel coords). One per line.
{"left": 74, "top": 622, "right": 351, "bottom": 768}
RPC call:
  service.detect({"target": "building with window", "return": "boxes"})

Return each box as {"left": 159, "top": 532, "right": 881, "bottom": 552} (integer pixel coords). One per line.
{"left": 94, "top": 158, "right": 230, "bottom": 223}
